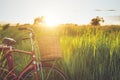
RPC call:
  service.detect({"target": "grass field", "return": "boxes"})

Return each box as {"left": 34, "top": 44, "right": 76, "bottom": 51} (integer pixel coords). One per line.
{"left": 0, "top": 24, "right": 120, "bottom": 80}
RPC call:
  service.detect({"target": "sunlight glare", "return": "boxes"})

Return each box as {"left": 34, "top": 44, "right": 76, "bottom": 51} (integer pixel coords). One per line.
{"left": 45, "top": 16, "right": 59, "bottom": 27}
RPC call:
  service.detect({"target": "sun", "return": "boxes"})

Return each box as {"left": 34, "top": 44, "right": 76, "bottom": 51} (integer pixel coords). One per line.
{"left": 44, "top": 16, "right": 59, "bottom": 27}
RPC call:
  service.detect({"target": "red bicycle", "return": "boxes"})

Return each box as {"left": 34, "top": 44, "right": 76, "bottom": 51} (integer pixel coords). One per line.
{"left": 0, "top": 28, "right": 67, "bottom": 80}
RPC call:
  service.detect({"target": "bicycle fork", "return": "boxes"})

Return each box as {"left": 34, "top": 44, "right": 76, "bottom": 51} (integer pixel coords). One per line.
{"left": 30, "top": 33, "right": 39, "bottom": 80}
{"left": 32, "top": 52, "right": 39, "bottom": 80}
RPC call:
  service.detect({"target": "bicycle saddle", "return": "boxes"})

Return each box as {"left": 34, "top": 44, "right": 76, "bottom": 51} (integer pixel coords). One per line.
{"left": 2, "top": 37, "right": 16, "bottom": 46}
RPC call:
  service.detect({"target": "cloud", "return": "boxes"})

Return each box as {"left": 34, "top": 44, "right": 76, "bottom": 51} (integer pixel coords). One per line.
{"left": 105, "top": 16, "right": 120, "bottom": 25}
{"left": 95, "top": 9, "right": 102, "bottom": 11}
{"left": 108, "top": 16, "right": 120, "bottom": 21}
{"left": 106, "top": 9, "right": 116, "bottom": 11}
{"left": 95, "top": 9, "right": 116, "bottom": 11}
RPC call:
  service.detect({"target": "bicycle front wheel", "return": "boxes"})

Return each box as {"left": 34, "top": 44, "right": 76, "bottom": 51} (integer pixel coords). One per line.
{"left": 21, "top": 62, "right": 67, "bottom": 80}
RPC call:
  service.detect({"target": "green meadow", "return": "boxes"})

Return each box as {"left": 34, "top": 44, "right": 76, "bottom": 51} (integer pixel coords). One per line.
{"left": 0, "top": 24, "right": 120, "bottom": 80}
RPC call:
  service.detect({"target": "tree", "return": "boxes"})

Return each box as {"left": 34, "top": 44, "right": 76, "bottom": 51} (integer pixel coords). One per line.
{"left": 33, "top": 16, "right": 45, "bottom": 26}
{"left": 90, "top": 16, "right": 104, "bottom": 26}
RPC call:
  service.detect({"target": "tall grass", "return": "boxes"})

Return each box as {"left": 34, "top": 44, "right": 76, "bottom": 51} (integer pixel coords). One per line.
{"left": 0, "top": 25, "right": 120, "bottom": 80}
{"left": 60, "top": 26, "right": 120, "bottom": 80}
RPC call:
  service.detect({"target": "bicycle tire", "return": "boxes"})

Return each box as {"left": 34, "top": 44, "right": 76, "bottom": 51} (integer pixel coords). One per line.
{"left": 0, "top": 67, "right": 16, "bottom": 80}
{"left": 20, "top": 62, "right": 68, "bottom": 80}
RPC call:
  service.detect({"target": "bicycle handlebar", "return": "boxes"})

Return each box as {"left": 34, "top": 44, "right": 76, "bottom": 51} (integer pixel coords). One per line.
{"left": 18, "top": 27, "right": 34, "bottom": 33}
{"left": 18, "top": 27, "right": 27, "bottom": 30}
{"left": 18, "top": 27, "right": 35, "bottom": 40}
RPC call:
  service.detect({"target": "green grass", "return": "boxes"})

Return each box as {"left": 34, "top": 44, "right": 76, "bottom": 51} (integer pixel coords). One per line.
{"left": 59, "top": 26, "right": 120, "bottom": 80}
{"left": 0, "top": 24, "right": 120, "bottom": 80}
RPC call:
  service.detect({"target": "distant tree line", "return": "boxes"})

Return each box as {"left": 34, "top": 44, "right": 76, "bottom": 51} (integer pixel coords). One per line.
{"left": 0, "top": 16, "right": 105, "bottom": 27}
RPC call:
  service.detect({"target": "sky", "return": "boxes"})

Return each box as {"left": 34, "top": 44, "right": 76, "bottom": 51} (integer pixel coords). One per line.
{"left": 0, "top": 0, "right": 120, "bottom": 25}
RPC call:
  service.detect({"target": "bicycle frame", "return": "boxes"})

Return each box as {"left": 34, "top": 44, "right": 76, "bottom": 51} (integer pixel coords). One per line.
{"left": 2, "top": 47, "right": 38, "bottom": 80}
{"left": 0, "top": 28, "right": 39, "bottom": 80}
{"left": 0, "top": 28, "right": 67, "bottom": 80}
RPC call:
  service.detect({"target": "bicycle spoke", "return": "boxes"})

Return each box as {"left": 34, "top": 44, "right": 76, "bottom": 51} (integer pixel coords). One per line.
{"left": 21, "top": 65, "right": 67, "bottom": 80}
